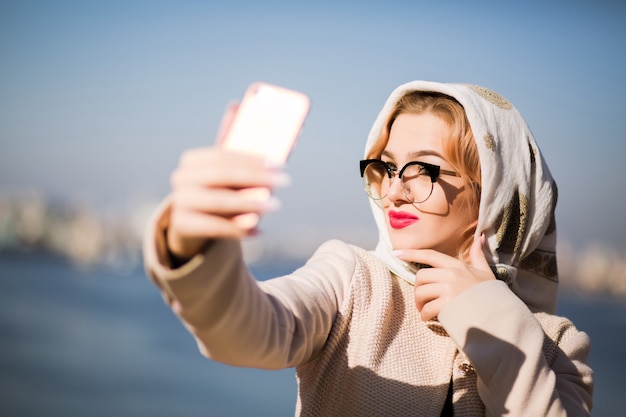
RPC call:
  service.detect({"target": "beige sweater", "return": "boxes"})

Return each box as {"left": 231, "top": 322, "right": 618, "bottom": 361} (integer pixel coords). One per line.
{"left": 145, "top": 206, "right": 593, "bottom": 416}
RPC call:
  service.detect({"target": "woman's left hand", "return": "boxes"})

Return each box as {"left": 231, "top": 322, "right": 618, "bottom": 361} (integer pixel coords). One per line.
{"left": 394, "top": 235, "right": 496, "bottom": 321}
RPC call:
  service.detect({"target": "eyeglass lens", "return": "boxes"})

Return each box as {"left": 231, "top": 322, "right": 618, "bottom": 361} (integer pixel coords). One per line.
{"left": 362, "top": 161, "right": 434, "bottom": 204}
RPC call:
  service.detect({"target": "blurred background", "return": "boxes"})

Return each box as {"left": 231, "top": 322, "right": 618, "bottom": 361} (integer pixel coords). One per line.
{"left": 1, "top": 0, "right": 625, "bottom": 415}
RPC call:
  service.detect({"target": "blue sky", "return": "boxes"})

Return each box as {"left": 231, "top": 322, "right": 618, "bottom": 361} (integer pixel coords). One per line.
{"left": 1, "top": 0, "right": 625, "bottom": 252}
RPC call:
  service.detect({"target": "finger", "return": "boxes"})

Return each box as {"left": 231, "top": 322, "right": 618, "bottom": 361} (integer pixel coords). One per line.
{"left": 170, "top": 208, "right": 249, "bottom": 240}
{"left": 167, "top": 208, "right": 251, "bottom": 259}
{"left": 414, "top": 282, "right": 441, "bottom": 312}
{"left": 172, "top": 187, "right": 281, "bottom": 216}
{"left": 177, "top": 147, "right": 265, "bottom": 169}
{"left": 414, "top": 282, "right": 448, "bottom": 321}
{"left": 414, "top": 266, "right": 453, "bottom": 286}
{"left": 393, "top": 248, "right": 456, "bottom": 269}
{"left": 469, "top": 233, "right": 491, "bottom": 270}
{"left": 171, "top": 162, "right": 291, "bottom": 190}
{"left": 419, "top": 298, "right": 446, "bottom": 321}
{"left": 232, "top": 213, "right": 260, "bottom": 230}
{"left": 174, "top": 148, "right": 292, "bottom": 189}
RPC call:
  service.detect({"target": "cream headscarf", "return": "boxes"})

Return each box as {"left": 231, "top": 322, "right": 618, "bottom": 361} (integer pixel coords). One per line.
{"left": 365, "top": 81, "right": 559, "bottom": 314}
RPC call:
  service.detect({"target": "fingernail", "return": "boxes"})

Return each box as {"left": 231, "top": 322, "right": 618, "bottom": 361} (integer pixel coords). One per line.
{"left": 264, "top": 159, "right": 286, "bottom": 169}
{"left": 393, "top": 250, "right": 405, "bottom": 257}
{"left": 239, "top": 187, "right": 271, "bottom": 201}
{"left": 261, "top": 197, "right": 282, "bottom": 212}
{"left": 234, "top": 213, "right": 259, "bottom": 230}
{"left": 269, "top": 172, "right": 292, "bottom": 188}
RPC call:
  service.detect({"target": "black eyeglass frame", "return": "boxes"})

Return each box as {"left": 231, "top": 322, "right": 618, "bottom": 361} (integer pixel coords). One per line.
{"left": 360, "top": 159, "right": 459, "bottom": 183}
{"left": 359, "top": 159, "right": 461, "bottom": 203}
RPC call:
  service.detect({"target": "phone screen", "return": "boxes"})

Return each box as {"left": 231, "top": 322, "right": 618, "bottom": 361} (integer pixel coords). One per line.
{"left": 220, "top": 82, "right": 310, "bottom": 164}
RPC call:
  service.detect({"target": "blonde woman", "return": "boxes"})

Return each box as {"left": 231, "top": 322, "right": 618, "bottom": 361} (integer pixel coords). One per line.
{"left": 144, "top": 81, "right": 593, "bottom": 416}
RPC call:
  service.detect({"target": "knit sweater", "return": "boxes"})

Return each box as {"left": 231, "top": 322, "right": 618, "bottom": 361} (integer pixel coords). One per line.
{"left": 144, "top": 205, "right": 593, "bottom": 416}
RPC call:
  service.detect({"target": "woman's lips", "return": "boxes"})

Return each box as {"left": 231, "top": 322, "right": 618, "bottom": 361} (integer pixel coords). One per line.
{"left": 388, "top": 210, "right": 419, "bottom": 229}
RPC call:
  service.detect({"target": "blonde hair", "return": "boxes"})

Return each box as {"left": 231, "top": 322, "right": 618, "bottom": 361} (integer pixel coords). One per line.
{"left": 367, "top": 91, "right": 482, "bottom": 260}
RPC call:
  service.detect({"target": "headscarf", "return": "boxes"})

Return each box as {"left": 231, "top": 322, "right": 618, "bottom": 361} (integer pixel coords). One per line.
{"left": 365, "top": 81, "right": 559, "bottom": 314}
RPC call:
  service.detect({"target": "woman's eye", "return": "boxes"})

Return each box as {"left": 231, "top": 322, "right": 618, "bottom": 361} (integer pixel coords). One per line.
{"left": 402, "top": 163, "right": 430, "bottom": 180}
{"left": 383, "top": 161, "right": 397, "bottom": 170}
{"left": 412, "top": 162, "right": 432, "bottom": 175}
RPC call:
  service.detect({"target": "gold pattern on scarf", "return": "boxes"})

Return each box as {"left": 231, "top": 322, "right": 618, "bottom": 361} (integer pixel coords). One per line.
{"left": 495, "top": 190, "right": 529, "bottom": 260}
{"left": 495, "top": 266, "right": 513, "bottom": 284}
{"left": 520, "top": 249, "right": 559, "bottom": 281}
{"left": 466, "top": 85, "right": 513, "bottom": 110}
{"left": 484, "top": 132, "right": 496, "bottom": 151}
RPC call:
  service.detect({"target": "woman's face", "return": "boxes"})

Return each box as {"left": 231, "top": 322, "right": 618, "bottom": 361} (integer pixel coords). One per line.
{"left": 381, "top": 112, "right": 475, "bottom": 257}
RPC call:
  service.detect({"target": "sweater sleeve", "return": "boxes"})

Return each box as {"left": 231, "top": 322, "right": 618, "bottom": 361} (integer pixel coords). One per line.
{"left": 438, "top": 280, "right": 593, "bottom": 416}
{"left": 143, "top": 199, "right": 356, "bottom": 370}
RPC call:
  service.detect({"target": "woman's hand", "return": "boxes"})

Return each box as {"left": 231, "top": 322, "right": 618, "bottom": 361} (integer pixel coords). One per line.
{"left": 394, "top": 235, "right": 495, "bottom": 321}
{"left": 166, "top": 105, "right": 290, "bottom": 260}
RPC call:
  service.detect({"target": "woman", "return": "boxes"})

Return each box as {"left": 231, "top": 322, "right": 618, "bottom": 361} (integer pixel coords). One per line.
{"left": 144, "top": 81, "right": 593, "bottom": 416}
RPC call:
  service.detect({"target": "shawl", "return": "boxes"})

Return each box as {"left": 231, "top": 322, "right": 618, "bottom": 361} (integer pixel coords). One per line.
{"left": 365, "top": 81, "right": 559, "bottom": 313}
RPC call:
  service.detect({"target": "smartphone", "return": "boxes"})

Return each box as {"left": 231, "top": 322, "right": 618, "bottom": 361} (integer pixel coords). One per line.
{"left": 218, "top": 82, "right": 310, "bottom": 230}
{"left": 219, "top": 82, "right": 310, "bottom": 165}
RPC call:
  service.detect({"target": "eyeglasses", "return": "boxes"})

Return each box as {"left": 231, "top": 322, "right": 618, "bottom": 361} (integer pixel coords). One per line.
{"left": 360, "top": 159, "right": 460, "bottom": 204}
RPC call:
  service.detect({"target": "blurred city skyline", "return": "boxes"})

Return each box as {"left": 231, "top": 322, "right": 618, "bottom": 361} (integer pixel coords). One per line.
{"left": 1, "top": 1, "right": 625, "bottom": 258}
{"left": 1, "top": 190, "right": 625, "bottom": 298}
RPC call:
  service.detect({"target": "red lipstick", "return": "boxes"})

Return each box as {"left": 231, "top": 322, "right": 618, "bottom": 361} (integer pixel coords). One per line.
{"left": 388, "top": 210, "right": 419, "bottom": 229}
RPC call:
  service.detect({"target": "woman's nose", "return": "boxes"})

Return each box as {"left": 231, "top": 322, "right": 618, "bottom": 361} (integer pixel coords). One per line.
{"left": 386, "top": 176, "right": 410, "bottom": 204}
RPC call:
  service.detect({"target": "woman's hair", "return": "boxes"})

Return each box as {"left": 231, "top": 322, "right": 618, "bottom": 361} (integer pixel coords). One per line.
{"left": 367, "top": 91, "right": 482, "bottom": 259}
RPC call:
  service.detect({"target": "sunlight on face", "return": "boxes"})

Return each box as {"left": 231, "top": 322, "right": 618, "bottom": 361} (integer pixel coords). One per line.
{"left": 382, "top": 113, "right": 475, "bottom": 257}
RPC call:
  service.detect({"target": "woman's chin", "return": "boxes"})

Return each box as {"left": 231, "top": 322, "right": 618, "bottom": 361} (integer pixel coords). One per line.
{"left": 389, "top": 237, "right": 427, "bottom": 251}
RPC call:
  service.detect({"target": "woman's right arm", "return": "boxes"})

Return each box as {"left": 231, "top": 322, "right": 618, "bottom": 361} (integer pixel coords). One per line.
{"left": 143, "top": 141, "right": 354, "bottom": 369}
{"left": 145, "top": 217, "right": 354, "bottom": 369}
